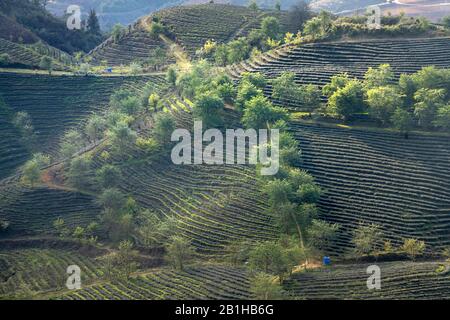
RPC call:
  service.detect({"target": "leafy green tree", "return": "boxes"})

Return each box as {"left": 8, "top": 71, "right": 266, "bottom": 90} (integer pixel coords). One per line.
{"left": 364, "top": 64, "right": 394, "bottom": 89}
{"left": 248, "top": 241, "right": 290, "bottom": 281}
{"left": 39, "top": 56, "right": 53, "bottom": 74}
{"left": 21, "top": 153, "right": 50, "bottom": 186}
{"left": 401, "top": 238, "right": 426, "bottom": 260}
{"left": 87, "top": 9, "right": 101, "bottom": 35}
{"left": 96, "top": 165, "right": 122, "bottom": 189}
{"left": 97, "top": 188, "right": 126, "bottom": 213}
{"left": 248, "top": 0, "right": 259, "bottom": 11}
{"left": 442, "top": 15, "right": 450, "bottom": 29}
{"left": 85, "top": 115, "right": 106, "bottom": 143}
{"left": 241, "top": 72, "right": 267, "bottom": 90}
{"left": 413, "top": 88, "right": 446, "bottom": 128}
{"left": 115, "top": 240, "right": 140, "bottom": 279}
{"left": 236, "top": 82, "right": 263, "bottom": 111}
{"left": 307, "top": 219, "right": 340, "bottom": 251}
{"left": 193, "top": 93, "right": 224, "bottom": 128}
{"left": 148, "top": 93, "right": 160, "bottom": 112}
{"left": 322, "top": 73, "right": 351, "bottom": 98}
{"left": 12, "top": 111, "right": 35, "bottom": 147}
{"left": 227, "top": 38, "right": 251, "bottom": 64}
{"left": 214, "top": 44, "right": 229, "bottom": 66}
{"left": 296, "top": 183, "right": 322, "bottom": 203}
{"left": 391, "top": 108, "right": 414, "bottom": 138}
{"left": 250, "top": 273, "right": 284, "bottom": 300}
{"left": 0, "top": 53, "right": 11, "bottom": 66}
{"left": 366, "top": 86, "right": 403, "bottom": 125}
{"left": 263, "top": 179, "right": 293, "bottom": 208}
{"left": 216, "top": 83, "right": 236, "bottom": 104}
{"left": 67, "top": 156, "right": 93, "bottom": 189}
{"left": 327, "top": 80, "right": 365, "bottom": 120}
{"left": 107, "top": 121, "right": 137, "bottom": 156}
{"left": 242, "top": 95, "right": 289, "bottom": 129}
{"left": 72, "top": 226, "right": 86, "bottom": 241}
{"left": 398, "top": 73, "right": 417, "bottom": 108}
{"left": 299, "top": 84, "right": 321, "bottom": 115}
{"left": 352, "top": 223, "right": 383, "bottom": 256}
{"left": 166, "top": 66, "right": 177, "bottom": 86}
{"left": 224, "top": 240, "right": 253, "bottom": 266}
{"left": 261, "top": 16, "right": 281, "bottom": 40}
{"left": 0, "top": 219, "right": 10, "bottom": 233}
{"left": 153, "top": 112, "right": 176, "bottom": 145}
{"left": 165, "top": 235, "right": 196, "bottom": 270}
{"left": 433, "top": 105, "right": 450, "bottom": 130}
{"left": 272, "top": 72, "right": 299, "bottom": 102}
{"left": 53, "top": 218, "right": 70, "bottom": 238}
{"left": 150, "top": 22, "right": 165, "bottom": 38}
{"left": 303, "top": 11, "right": 333, "bottom": 39}
{"left": 60, "top": 129, "right": 84, "bottom": 159}
{"left": 129, "top": 62, "right": 143, "bottom": 76}
{"left": 111, "top": 24, "right": 125, "bottom": 43}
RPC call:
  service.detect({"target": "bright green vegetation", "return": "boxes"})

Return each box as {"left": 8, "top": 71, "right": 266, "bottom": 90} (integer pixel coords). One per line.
{"left": 284, "top": 261, "right": 450, "bottom": 300}
{"left": 56, "top": 265, "right": 251, "bottom": 300}
{"left": 291, "top": 122, "right": 450, "bottom": 254}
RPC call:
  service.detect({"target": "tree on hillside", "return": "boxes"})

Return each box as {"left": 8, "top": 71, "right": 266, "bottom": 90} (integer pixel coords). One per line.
{"left": 322, "top": 73, "right": 351, "bottom": 98}
{"left": 60, "top": 129, "right": 84, "bottom": 159}
{"left": 307, "top": 219, "right": 340, "bottom": 251}
{"left": 153, "top": 112, "right": 176, "bottom": 146}
{"left": 261, "top": 16, "right": 281, "bottom": 40}
{"left": 248, "top": 241, "right": 291, "bottom": 282}
{"left": 111, "top": 24, "right": 125, "bottom": 43}
{"left": 12, "top": 111, "right": 36, "bottom": 148}
{"left": 242, "top": 95, "right": 289, "bottom": 129}
{"left": 39, "top": 56, "right": 53, "bottom": 75}
{"left": 97, "top": 188, "right": 126, "bottom": 213}
{"left": 241, "top": 72, "right": 267, "bottom": 90}
{"left": 413, "top": 88, "right": 446, "bottom": 128}
{"left": 433, "top": 105, "right": 450, "bottom": 131}
{"left": 366, "top": 86, "right": 403, "bottom": 125}
{"left": 87, "top": 9, "right": 101, "bottom": 35}
{"left": 236, "top": 82, "right": 263, "bottom": 111}
{"left": 96, "top": 165, "right": 122, "bottom": 189}
{"left": 303, "top": 11, "right": 333, "bottom": 39}
{"left": 272, "top": 72, "right": 299, "bottom": 102}
{"left": 327, "top": 80, "right": 365, "bottom": 120}
{"left": 67, "top": 156, "right": 93, "bottom": 190}
{"left": 391, "top": 108, "right": 414, "bottom": 138}
{"left": 129, "top": 62, "right": 143, "bottom": 76}
{"left": 0, "top": 53, "right": 11, "bottom": 66}
{"left": 248, "top": 0, "right": 259, "bottom": 11}
{"left": 166, "top": 67, "right": 177, "bottom": 87}
{"left": 85, "top": 115, "right": 106, "bottom": 143}
{"left": 193, "top": 93, "right": 224, "bottom": 128}
{"left": 107, "top": 121, "right": 138, "bottom": 156}
{"left": 115, "top": 240, "right": 140, "bottom": 279}
{"left": 352, "top": 223, "right": 383, "bottom": 256}
{"left": 165, "top": 235, "right": 196, "bottom": 270}
{"left": 364, "top": 64, "right": 394, "bottom": 89}
{"left": 250, "top": 273, "right": 284, "bottom": 300}
{"left": 21, "top": 153, "right": 50, "bottom": 187}
{"left": 442, "top": 15, "right": 450, "bottom": 30}
{"left": 298, "top": 84, "right": 321, "bottom": 116}
{"left": 401, "top": 238, "right": 426, "bottom": 261}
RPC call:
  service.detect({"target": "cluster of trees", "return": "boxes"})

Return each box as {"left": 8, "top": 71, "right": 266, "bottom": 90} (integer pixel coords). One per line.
{"left": 12, "top": 111, "right": 36, "bottom": 149}
{"left": 199, "top": 16, "right": 302, "bottom": 66}
{"left": 323, "top": 65, "right": 450, "bottom": 135}
{"left": 351, "top": 223, "right": 426, "bottom": 261}
{"left": 53, "top": 217, "right": 99, "bottom": 245}
{"left": 303, "top": 11, "right": 436, "bottom": 41}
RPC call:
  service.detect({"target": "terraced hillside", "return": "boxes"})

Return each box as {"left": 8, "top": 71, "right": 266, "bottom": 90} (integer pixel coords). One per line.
{"left": 155, "top": 4, "right": 293, "bottom": 56}
{"left": 57, "top": 265, "right": 251, "bottom": 300}
{"left": 228, "top": 37, "right": 450, "bottom": 109}
{"left": 284, "top": 261, "right": 450, "bottom": 300}
{"left": 0, "top": 247, "right": 105, "bottom": 298}
{"left": 88, "top": 95, "right": 275, "bottom": 254}
{"left": 0, "top": 38, "right": 72, "bottom": 70}
{"left": 0, "top": 101, "right": 28, "bottom": 180}
{"left": 0, "top": 182, "right": 100, "bottom": 236}
{"left": 0, "top": 73, "right": 159, "bottom": 158}
{"left": 291, "top": 122, "right": 450, "bottom": 253}
{"left": 87, "top": 24, "right": 175, "bottom": 66}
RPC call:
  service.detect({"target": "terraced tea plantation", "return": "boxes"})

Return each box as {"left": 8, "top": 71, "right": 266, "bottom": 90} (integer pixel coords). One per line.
{"left": 228, "top": 37, "right": 450, "bottom": 109}
{"left": 156, "top": 4, "right": 293, "bottom": 56}
{"left": 0, "top": 247, "right": 105, "bottom": 298}
{"left": 57, "top": 265, "right": 251, "bottom": 300}
{"left": 88, "top": 26, "right": 175, "bottom": 66}
{"left": 291, "top": 122, "right": 450, "bottom": 253}
{"left": 284, "top": 261, "right": 450, "bottom": 300}
{"left": 0, "top": 73, "right": 159, "bottom": 159}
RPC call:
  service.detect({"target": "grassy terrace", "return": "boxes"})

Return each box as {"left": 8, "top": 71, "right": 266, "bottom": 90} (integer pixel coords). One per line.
{"left": 0, "top": 182, "right": 99, "bottom": 236}
{"left": 0, "top": 248, "right": 105, "bottom": 298}
{"left": 284, "top": 261, "right": 450, "bottom": 300}
{"left": 0, "top": 73, "right": 159, "bottom": 159}
{"left": 89, "top": 95, "right": 276, "bottom": 255}
{"left": 88, "top": 27, "right": 175, "bottom": 66}
{"left": 228, "top": 37, "right": 450, "bottom": 110}
{"left": 291, "top": 122, "right": 450, "bottom": 254}
{"left": 156, "top": 4, "right": 293, "bottom": 57}
{"left": 57, "top": 265, "right": 251, "bottom": 300}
